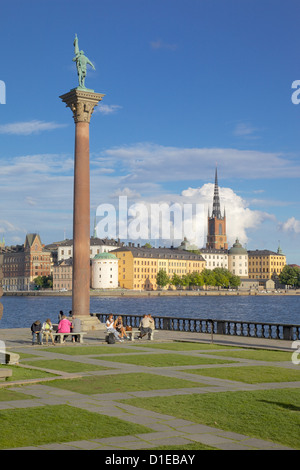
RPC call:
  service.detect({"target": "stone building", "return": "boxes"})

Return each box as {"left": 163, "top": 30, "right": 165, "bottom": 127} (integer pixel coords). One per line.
{"left": 2, "top": 234, "right": 51, "bottom": 291}
{"left": 91, "top": 253, "right": 119, "bottom": 289}
{"left": 52, "top": 258, "right": 73, "bottom": 291}
{"left": 56, "top": 237, "right": 119, "bottom": 262}
{"left": 200, "top": 247, "right": 228, "bottom": 270}
{"left": 247, "top": 247, "right": 286, "bottom": 282}
{"left": 228, "top": 239, "right": 248, "bottom": 278}
{"left": 112, "top": 245, "right": 206, "bottom": 290}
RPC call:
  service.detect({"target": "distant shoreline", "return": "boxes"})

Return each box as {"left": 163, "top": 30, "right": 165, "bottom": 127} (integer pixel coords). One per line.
{"left": 2, "top": 289, "right": 300, "bottom": 297}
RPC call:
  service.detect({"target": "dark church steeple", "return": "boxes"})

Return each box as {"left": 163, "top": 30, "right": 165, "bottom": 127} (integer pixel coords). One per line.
{"left": 211, "top": 167, "right": 223, "bottom": 219}
{"left": 206, "top": 167, "right": 228, "bottom": 250}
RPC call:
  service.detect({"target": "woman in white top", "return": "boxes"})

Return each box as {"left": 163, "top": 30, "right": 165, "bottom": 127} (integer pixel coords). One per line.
{"left": 106, "top": 314, "right": 123, "bottom": 342}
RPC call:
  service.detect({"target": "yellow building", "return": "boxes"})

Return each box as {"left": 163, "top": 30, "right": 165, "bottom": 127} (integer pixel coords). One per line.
{"left": 112, "top": 245, "right": 206, "bottom": 290}
{"left": 247, "top": 249, "right": 286, "bottom": 281}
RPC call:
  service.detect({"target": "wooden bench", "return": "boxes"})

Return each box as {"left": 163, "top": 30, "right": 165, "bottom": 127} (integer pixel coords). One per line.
{"left": 53, "top": 332, "right": 86, "bottom": 344}
{"left": 126, "top": 328, "right": 155, "bottom": 341}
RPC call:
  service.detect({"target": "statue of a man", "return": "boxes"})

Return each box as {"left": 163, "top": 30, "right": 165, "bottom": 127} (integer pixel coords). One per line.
{"left": 73, "top": 34, "right": 95, "bottom": 89}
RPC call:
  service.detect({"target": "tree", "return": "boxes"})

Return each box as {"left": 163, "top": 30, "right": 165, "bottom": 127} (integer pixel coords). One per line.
{"left": 33, "top": 275, "right": 53, "bottom": 289}
{"left": 156, "top": 269, "right": 170, "bottom": 288}
{"left": 170, "top": 273, "right": 183, "bottom": 289}
{"left": 228, "top": 273, "right": 241, "bottom": 288}
{"left": 279, "top": 265, "right": 300, "bottom": 287}
{"left": 213, "top": 268, "right": 230, "bottom": 289}
{"left": 201, "top": 269, "right": 216, "bottom": 289}
{"left": 33, "top": 276, "right": 43, "bottom": 289}
{"left": 188, "top": 271, "right": 204, "bottom": 289}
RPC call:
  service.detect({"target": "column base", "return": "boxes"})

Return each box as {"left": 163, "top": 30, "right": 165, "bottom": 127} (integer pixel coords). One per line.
{"left": 74, "top": 315, "right": 106, "bottom": 332}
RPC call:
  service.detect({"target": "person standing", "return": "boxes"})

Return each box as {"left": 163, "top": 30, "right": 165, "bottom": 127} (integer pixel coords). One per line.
{"left": 58, "top": 310, "right": 64, "bottom": 322}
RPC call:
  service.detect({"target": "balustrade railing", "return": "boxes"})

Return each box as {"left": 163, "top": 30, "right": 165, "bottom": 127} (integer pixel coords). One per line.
{"left": 93, "top": 313, "right": 300, "bottom": 341}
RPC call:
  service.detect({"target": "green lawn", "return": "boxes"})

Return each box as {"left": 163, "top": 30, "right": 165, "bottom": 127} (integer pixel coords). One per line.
{"left": 0, "top": 404, "right": 151, "bottom": 449}
{"left": 206, "top": 348, "right": 293, "bottom": 362}
{"left": 2, "top": 341, "right": 299, "bottom": 450}
{"left": 133, "top": 342, "right": 232, "bottom": 351}
{"left": 92, "top": 353, "right": 236, "bottom": 367}
{"left": 0, "top": 388, "right": 35, "bottom": 402}
{"left": 42, "top": 345, "right": 140, "bottom": 355}
{"left": 43, "top": 372, "right": 207, "bottom": 394}
{"left": 0, "top": 364, "right": 57, "bottom": 381}
{"left": 21, "top": 359, "right": 109, "bottom": 374}
{"left": 120, "top": 388, "right": 300, "bottom": 449}
{"left": 186, "top": 365, "right": 300, "bottom": 384}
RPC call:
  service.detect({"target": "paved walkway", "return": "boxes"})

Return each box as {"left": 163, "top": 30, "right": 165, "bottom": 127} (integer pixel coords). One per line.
{"left": 0, "top": 328, "right": 298, "bottom": 451}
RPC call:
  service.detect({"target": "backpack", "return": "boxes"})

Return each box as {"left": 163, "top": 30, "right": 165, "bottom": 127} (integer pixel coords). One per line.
{"left": 107, "top": 332, "right": 115, "bottom": 344}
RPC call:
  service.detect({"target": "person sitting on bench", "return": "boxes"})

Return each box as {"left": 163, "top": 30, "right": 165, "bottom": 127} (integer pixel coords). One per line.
{"left": 56, "top": 315, "right": 72, "bottom": 343}
{"left": 138, "top": 314, "right": 155, "bottom": 340}
{"left": 106, "top": 314, "right": 123, "bottom": 342}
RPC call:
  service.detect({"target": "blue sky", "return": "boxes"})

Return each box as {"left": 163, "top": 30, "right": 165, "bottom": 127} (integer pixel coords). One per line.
{"left": 0, "top": 0, "right": 299, "bottom": 264}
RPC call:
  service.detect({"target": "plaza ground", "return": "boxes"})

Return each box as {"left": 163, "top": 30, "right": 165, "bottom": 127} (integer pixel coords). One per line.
{"left": 0, "top": 327, "right": 299, "bottom": 451}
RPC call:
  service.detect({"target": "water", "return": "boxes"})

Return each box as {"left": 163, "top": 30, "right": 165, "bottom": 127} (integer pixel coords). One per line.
{"left": 0, "top": 295, "right": 299, "bottom": 329}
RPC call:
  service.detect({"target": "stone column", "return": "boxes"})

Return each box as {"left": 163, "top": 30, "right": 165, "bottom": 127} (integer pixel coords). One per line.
{"left": 60, "top": 89, "right": 105, "bottom": 330}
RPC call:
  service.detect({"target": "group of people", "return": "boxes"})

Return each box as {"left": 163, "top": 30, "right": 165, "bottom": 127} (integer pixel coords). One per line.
{"left": 106, "top": 314, "right": 129, "bottom": 342}
{"left": 31, "top": 311, "right": 156, "bottom": 345}
{"left": 105, "top": 313, "right": 155, "bottom": 342}
{"left": 30, "top": 310, "right": 81, "bottom": 345}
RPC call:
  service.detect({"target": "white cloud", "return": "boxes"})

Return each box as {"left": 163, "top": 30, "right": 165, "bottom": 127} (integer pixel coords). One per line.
{"left": 102, "top": 143, "right": 300, "bottom": 181}
{"left": 96, "top": 104, "right": 122, "bottom": 115}
{"left": 25, "top": 196, "right": 37, "bottom": 206}
{"left": 100, "top": 183, "right": 269, "bottom": 248}
{"left": 279, "top": 217, "right": 300, "bottom": 234}
{"left": 110, "top": 187, "right": 141, "bottom": 199}
{"left": 233, "top": 122, "right": 259, "bottom": 139}
{"left": 0, "top": 220, "right": 23, "bottom": 235}
{"left": 0, "top": 120, "right": 67, "bottom": 135}
{"left": 150, "top": 39, "right": 178, "bottom": 51}
{"left": 176, "top": 183, "right": 270, "bottom": 247}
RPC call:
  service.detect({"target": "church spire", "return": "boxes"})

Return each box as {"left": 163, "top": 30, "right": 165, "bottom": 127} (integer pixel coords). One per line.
{"left": 211, "top": 166, "right": 222, "bottom": 219}
{"left": 206, "top": 166, "right": 228, "bottom": 250}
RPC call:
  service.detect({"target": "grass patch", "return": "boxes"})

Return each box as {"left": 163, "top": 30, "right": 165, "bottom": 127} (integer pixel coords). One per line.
{"left": 0, "top": 388, "right": 35, "bottom": 402}
{"left": 0, "top": 404, "right": 151, "bottom": 449}
{"left": 133, "top": 342, "right": 231, "bottom": 351}
{"left": 207, "top": 348, "right": 292, "bottom": 362}
{"left": 21, "top": 359, "right": 109, "bottom": 374}
{"left": 0, "top": 364, "right": 57, "bottom": 381}
{"left": 147, "top": 442, "right": 215, "bottom": 450}
{"left": 93, "top": 353, "right": 236, "bottom": 367}
{"left": 44, "top": 372, "right": 207, "bottom": 394}
{"left": 121, "top": 388, "right": 300, "bottom": 449}
{"left": 16, "top": 352, "right": 40, "bottom": 360}
{"left": 186, "top": 365, "right": 300, "bottom": 384}
{"left": 43, "top": 345, "right": 140, "bottom": 356}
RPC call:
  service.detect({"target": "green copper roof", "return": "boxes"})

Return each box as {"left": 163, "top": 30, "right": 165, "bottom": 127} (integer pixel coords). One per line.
{"left": 229, "top": 239, "right": 247, "bottom": 255}
{"left": 93, "top": 252, "right": 118, "bottom": 260}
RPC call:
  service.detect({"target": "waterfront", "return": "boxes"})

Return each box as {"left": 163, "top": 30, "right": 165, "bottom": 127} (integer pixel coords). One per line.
{"left": 0, "top": 294, "right": 299, "bottom": 329}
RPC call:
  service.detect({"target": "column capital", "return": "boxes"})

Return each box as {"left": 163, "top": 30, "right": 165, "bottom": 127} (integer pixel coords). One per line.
{"left": 60, "top": 88, "right": 105, "bottom": 123}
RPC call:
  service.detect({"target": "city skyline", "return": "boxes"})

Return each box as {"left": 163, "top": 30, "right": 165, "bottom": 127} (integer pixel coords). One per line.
{"left": 0, "top": 0, "right": 299, "bottom": 264}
